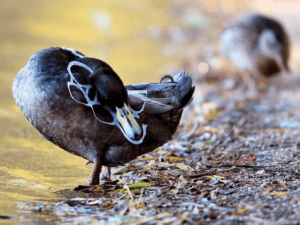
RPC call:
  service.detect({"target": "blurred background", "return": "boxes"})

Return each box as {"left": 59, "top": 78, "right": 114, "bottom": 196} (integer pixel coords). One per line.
{"left": 1, "top": 0, "right": 299, "bottom": 219}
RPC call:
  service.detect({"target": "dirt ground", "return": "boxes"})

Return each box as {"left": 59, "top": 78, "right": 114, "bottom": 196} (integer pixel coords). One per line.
{"left": 18, "top": 77, "right": 300, "bottom": 225}
{"left": 16, "top": 3, "right": 300, "bottom": 225}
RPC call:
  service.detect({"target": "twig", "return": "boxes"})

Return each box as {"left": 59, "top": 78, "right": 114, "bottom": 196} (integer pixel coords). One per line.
{"left": 206, "top": 164, "right": 274, "bottom": 169}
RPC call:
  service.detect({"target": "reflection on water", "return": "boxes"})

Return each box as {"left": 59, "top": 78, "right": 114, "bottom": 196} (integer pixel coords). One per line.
{"left": 0, "top": 0, "right": 174, "bottom": 219}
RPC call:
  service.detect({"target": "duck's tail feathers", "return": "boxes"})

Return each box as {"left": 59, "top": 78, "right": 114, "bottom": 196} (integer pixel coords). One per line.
{"left": 127, "top": 70, "right": 194, "bottom": 114}
{"left": 173, "top": 70, "right": 195, "bottom": 110}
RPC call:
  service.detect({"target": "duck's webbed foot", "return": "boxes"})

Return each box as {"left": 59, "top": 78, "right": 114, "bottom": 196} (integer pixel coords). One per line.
{"left": 100, "top": 166, "right": 111, "bottom": 181}
{"left": 88, "top": 156, "right": 102, "bottom": 185}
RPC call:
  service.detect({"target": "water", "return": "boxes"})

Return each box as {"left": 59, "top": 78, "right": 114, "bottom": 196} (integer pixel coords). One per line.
{"left": 0, "top": 0, "right": 173, "bottom": 220}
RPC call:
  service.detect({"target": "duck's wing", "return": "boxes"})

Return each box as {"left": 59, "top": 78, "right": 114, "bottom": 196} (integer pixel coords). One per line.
{"left": 126, "top": 70, "right": 195, "bottom": 114}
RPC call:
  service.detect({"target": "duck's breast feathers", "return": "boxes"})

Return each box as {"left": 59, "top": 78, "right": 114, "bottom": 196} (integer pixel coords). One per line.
{"left": 127, "top": 70, "right": 194, "bottom": 114}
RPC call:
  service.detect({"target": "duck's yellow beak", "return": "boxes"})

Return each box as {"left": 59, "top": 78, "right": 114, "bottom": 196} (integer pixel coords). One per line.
{"left": 116, "top": 104, "right": 142, "bottom": 139}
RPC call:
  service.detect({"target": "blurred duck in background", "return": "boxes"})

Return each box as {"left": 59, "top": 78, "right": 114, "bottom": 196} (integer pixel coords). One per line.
{"left": 221, "top": 13, "right": 290, "bottom": 95}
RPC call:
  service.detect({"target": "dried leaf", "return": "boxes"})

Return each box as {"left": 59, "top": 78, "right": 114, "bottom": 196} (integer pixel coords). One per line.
{"left": 196, "top": 180, "right": 204, "bottom": 185}
{"left": 130, "top": 202, "right": 146, "bottom": 208}
{"left": 114, "top": 166, "right": 139, "bottom": 175}
{"left": 175, "top": 164, "right": 193, "bottom": 171}
{"left": 270, "top": 192, "right": 288, "bottom": 196}
{"left": 263, "top": 185, "right": 287, "bottom": 193}
{"left": 158, "top": 162, "right": 171, "bottom": 167}
{"left": 237, "top": 207, "right": 247, "bottom": 214}
{"left": 166, "top": 154, "right": 184, "bottom": 163}
{"left": 148, "top": 160, "right": 156, "bottom": 166}
{"left": 169, "top": 189, "right": 178, "bottom": 195}
{"left": 204, "top": 175, "right": 225, "bottom": 179}
{"left": 139, "top": 156, "right": 155, "bottom": 161}
{"left": 108, "top": 188, "right": 125, "bottom": 194}
{"left": 129, "top": 182, "right": 151, "bottom": 188}
{"left": 237, "top": 102, "right": 244, "bottom": 109}
{"left": 108, "top": 182, "right": 150, "bottom": 194}
{"left": 143, "top": 165, "right": 150, "bottom": 171}
{"left": 92, "top": 186, "right": 103, "bottom": 192}
{"left": 218, "top": 196, "right": 226, "bottom": 201}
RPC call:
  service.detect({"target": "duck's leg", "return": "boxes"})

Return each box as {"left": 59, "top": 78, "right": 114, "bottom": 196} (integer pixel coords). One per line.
{"left": 107, "top": 166, "right": 111, "bottom": 179}
{"left": 88, "top": 155, "right": 102, "bottom": 185}
{"left": 100, "top": 166, "right": 111, "bottom": 181}
{"left": 240, "top": 70, "right": 258, "bottom": 98}
{"left": 241, "top": 70, "right": 253, "bottom": 89}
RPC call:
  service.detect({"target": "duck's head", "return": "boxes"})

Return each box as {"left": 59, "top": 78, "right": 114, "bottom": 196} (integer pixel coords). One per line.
{"left": 259, "top": 30, "right": 288, "bottom": 72}
{"left": 89, "top": 68, "right": 142, "bottom": 139}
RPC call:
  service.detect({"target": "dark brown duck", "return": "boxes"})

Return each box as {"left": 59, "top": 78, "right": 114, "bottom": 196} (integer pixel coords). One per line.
{"left": 12, "top": 47, "right": 194, "bottom": 185}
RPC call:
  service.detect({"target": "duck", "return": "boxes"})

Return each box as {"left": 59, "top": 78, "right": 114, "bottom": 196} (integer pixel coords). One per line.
{"left": 12, "top": 47, "right": 195, "bottom": 185}
{"left": 221, "top": 13, "right": 290, "bottom": 91}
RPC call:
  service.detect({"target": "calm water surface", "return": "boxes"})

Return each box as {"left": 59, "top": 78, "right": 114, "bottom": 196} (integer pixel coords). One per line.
{"left": 0, "top": 0, "right": 176, "bottom": 220}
